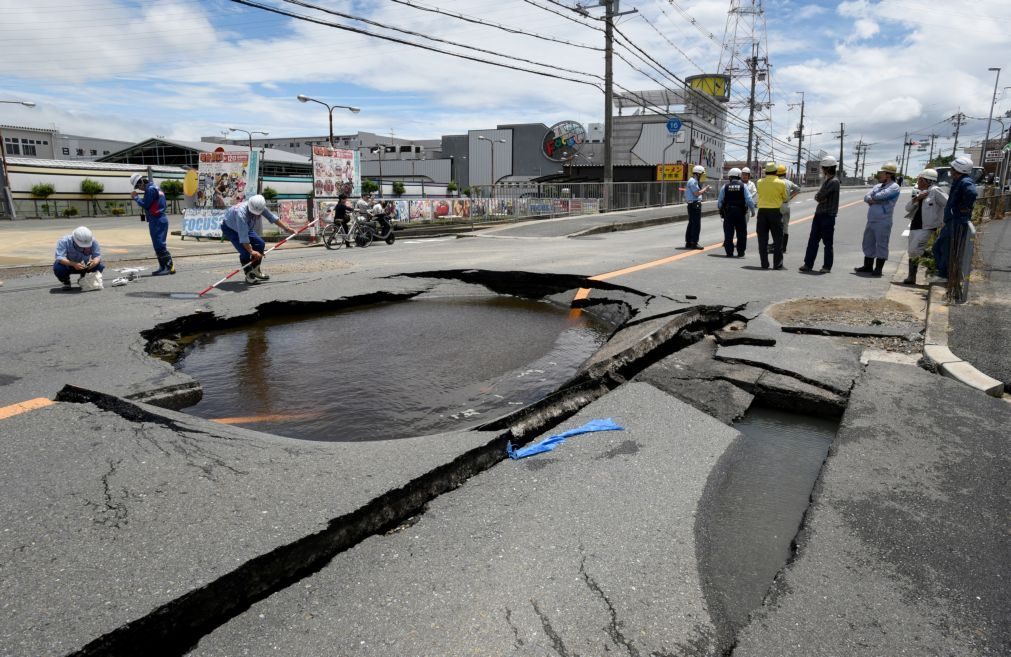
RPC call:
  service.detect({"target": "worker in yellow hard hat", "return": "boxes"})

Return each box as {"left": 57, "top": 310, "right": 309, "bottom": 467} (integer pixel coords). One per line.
{"left": 855, "top": 162, "right": 901, "bottom": 277}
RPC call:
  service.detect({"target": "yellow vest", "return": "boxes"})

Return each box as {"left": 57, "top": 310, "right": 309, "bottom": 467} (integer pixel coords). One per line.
{"left": 756, "top": 175, "right": 789, "bottom": 209}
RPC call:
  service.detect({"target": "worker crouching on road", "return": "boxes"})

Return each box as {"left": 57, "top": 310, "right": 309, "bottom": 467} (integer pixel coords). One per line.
{"left": 932, "top": 155, "right": 977, "bottom": 279}
{"left": 684, "top": 165, "right": 710, "bottom": 249}
{"left": 220, "top": 195, "right": 296, "bottom": 285}
{"left": 755, "top": 162, "right": 789, "bottom": 269}
{"left": 855, "top": 162, "right": 901, "bottom": 277}
{"left": 130, "top": 173, "right": 174, "bottom": 276}
{"left": 799, "top": 155, "right": 840, "bottom": 273}
{"left": 902, "top": 168, "right": 947, "bottom": 284}
{"left": 54, "top": 226, "right": 104, "bottom": 290}
{"left": 718, "top": 167, "right": 755, "bottom": 257}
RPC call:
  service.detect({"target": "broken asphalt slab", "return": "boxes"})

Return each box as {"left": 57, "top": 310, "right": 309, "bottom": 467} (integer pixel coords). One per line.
{"left": 188, "top": 382, "right": 741, "bottom": 657}
{"left": 0, "top": 392, "right": 508, "bottom": 657}
{"left": 781, "top": 322, "right": 920, "bottom": 340}
{"left": 734, "top": 360, "right": 1011, "bottom": 657}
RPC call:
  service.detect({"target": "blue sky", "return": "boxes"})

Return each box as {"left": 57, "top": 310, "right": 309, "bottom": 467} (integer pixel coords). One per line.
{"left": 1, "top": 0, "right": 1008, "bottom": 173}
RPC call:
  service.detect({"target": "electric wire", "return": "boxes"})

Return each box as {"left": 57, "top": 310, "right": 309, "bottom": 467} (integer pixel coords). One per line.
{"left": 387, "top": 0, "right": 603, "bottom": 50}
{"left": 519, "top": 0, "right": 603, "bottom": 31}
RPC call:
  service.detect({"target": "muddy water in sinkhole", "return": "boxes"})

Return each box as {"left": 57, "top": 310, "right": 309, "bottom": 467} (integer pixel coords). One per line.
{"left": 176, "top": 296, "right": 612, "bottom": 441}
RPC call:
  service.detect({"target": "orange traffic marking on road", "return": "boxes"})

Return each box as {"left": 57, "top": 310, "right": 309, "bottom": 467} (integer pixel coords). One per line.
{"left": 0, "top": 397, "right": 56, "bottom": 420}
{"left": 211, "top": 411, "right": 320, "bottom": 425}
{"left": 573, "top": 199, "right": 863, "bottom": 301}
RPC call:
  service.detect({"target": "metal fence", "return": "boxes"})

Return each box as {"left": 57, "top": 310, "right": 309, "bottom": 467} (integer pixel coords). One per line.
{"left": 466, "top": 181, "right": 686, "bottom": 214}
{"left": 945, "top": 189, "right": 1010, "bottom": 303}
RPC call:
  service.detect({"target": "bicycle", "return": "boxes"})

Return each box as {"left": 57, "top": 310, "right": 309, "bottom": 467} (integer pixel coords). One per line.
{"left": 321, "top": 211, "right": 373, "bottom": 250}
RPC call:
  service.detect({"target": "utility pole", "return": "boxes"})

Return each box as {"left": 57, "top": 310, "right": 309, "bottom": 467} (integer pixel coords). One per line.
{"left": 951, "top": 110, "right": 967, "bottom": 156}
{"left": 746, "top": 49, "right": 758, "bottom": 170}
{"left": 898, "top": 132, "right": 909, "bottom": 177}
{"left": 927, "top": 133, "right": 938, "bottom": 163}
{"left": 832, "top": 123, "right": 845, "bottom": 179}
{"left": 789, "top": 92, "right": 805, "bottom": 185}
{"left": 597, "top": 0, "right": 636, "bottom": 210}
{"left": 853, "top": 138, "right": 864, "bottom": 179}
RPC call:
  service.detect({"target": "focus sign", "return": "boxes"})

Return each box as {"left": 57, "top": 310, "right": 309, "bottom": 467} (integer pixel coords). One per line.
{"left": 543, "top": 121, "right": 586, "bottom": 161}
{"left": 666, "top": 117, "right": 683, "bottom": 135}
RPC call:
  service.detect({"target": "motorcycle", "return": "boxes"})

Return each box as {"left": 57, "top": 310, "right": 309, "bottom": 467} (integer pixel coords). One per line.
{"left": 364, "top": 202, "right": 396, "bottom": 245}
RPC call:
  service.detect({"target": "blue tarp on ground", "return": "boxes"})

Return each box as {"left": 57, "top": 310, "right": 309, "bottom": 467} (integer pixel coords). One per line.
{"left": 506, "top": 418, "right": 624, "bottom": 459}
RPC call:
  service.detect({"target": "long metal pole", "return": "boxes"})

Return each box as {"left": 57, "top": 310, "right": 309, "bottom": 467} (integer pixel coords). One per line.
{"left": 795, "top": 93, "right": 805, "bottom": 185}
{"left": 328, "top": 106, "right": 334, "bottom": 147}
{"left": 746, "top": 51, "right": 758, "bottom": 170}
{"left": 983, "top": 68, "right": 1001, "bottom": 171}
{"left": 603, "top": 0, "right": 614, "bottom": 211}
{"left": 838, "top": 122, "right": 844, "bottom": 180}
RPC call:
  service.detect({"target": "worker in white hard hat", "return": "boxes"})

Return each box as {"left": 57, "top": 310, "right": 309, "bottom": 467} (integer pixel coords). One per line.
{"left": 755, "top": 162, "right": 789, "bottom": 269}
{"left": 855, "top": 162, "right": 901, "bottom": 277}
{"left": 901, "top": 169, "right": 947, "bottom": 284}
{"left": 932, "top": 155, "right": 977, "bottom": 279}
{"left": 53, "top": 226, "right": 104, "bottom": 290}
{"left": 776, "top": 164, "right": 801, "bottom": 254}
{"left": 717, "top": 167, "right": 755, "bottom": 257}
{"left": 220, "top": 195, "right": 297, "bottom": 285}
{"left": 683, "top": 165, "right": 710, "bottom": 249}
{"left": 800, "top": 155, "right": 841, "bottom": 273}
{"left": 129, "top": 172, "right": 174, "bottom": 276}
{"left": 740, "top": 167, "right": 757, "bottom": 220}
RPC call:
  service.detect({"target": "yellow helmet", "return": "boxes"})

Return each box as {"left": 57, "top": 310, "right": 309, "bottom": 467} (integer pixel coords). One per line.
{"left": 764, "top": 162, "right": 778, "bottom": 174}
{"left": 776, "top": 164, "right": 787, "bottom": 176}
{"left": 879, "top": 162, "right": 898, "bottom": 174}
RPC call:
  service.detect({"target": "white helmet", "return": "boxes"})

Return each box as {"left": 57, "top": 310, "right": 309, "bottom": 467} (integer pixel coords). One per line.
{"left": 728, "top": 167, "right": 742, "bottom": 178}
{"left": 820, "top": 155, "right": 838, "bottom": 167}
{"left": 129, "top": 173, "right": 145, "bottom": 188}
{"left": 951, "top": 155, "right": 973, "bottom": 174}
{"left": 917, "top": 168, "right": 938, "bottom": 181}
{"left": 72, "top": 226, "right": 93, "bottom": 248}
{"left": 741, "top": 167, "right": 751, "bottom": 175}
{"left": 247, "top": 194, "right": 267, "bottom": 215}
{"left": 692, "top": 165, "right": 705, "bottom": 175}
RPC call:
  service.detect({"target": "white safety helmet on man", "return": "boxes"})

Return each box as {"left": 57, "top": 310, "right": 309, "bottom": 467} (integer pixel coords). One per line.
{"left": 820, "top": 155, "right": 838, "bottom": 168}
{"left": 129, "top": 173, "right": 146, "bottom": 189}
{"left": 951, "top": 155, "right": 973, "bottom": 174}
{"left": 917, "top": 168, "right": 938, "bottom": 182}
{"left": 72, "top": 226, "right": 93, "bottom": 248}
{"left": 692, "top": 165, "right": 706, "bottom": 175}
{"left": 728, "top": 167, "right": 742, "bottom": 178}
{"left": 741, "top": 167, "right": 751, "bottom": 175}
{"left": 247, "top": 194, "right": 267, "bottom": 215}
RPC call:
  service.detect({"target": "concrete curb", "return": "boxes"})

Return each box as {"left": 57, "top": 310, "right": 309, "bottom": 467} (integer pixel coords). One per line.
{"left": 923, "top": 282, "right": 1004, "bottom": 397}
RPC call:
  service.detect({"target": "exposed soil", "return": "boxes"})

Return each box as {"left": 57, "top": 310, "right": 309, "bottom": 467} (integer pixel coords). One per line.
{"left": 768, "top": 297, "right": 924, "bottom": 355}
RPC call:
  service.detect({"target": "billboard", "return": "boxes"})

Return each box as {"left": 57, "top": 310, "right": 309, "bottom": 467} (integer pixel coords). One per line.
{"left": 686, "top": 74, "right": 731, "bottom": 102}
{"left": 656, "top": 164, "right": 687, "bottom": 181}
{"left": 181, "top": 208, "right": 225, "bottom": 239}
{"left": 543, "top": 121, "right": 586, "bottom": 161}
{"left": 312, "top": 146, "right": 360, "bottom": 198}
{"left": 195, "top": 152, "right": 253, "bottom": 209}
{"left": 277, "top": 199, "right": 312, "bottom": 236}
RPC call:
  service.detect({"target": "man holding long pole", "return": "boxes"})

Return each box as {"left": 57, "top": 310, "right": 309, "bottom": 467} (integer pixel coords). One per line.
{"left": 219, "top": 194, "right": 296, "bottom": 285}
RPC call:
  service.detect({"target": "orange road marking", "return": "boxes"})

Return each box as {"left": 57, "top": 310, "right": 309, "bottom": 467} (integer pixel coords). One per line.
{"left": 105, "top": 248, "right": 130, "bottom": 254}
{"left": 573, "top": 199, "right": 863, "bottom": 301}
{"left": 0, "top": 397, "right": 56, "bottom": 420}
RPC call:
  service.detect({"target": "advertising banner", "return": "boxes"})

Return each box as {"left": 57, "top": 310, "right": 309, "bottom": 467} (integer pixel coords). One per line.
{"left": 196, "top": 152, "right": 253, "bottom": 209}
{"left": 181, "top": 208, "right": 225, "bottom": 239}
{"left": 312, "top": 146, "right": 360, "bottom": 198}
{"left": 656, "top": 163, "right": 687, "bottom": 181}
{"left": 277, "top": 199, "right": 312, "bottom": 236}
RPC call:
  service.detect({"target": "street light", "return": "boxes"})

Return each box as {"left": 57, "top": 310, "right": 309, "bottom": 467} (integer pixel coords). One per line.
{"left": 226, "top": 127, "right": 268, "bottom": 153}
{"left": 296, "top": 94, "right": 360, "bottom": 147}
{"left": 369, "top": 144, "right": 389, "bottom": 195}
{"left": 477, "top": 135, "right": 506, "bottom": 195}
{"left": 982, "top": 67, "right": 1001, "bottom": 171}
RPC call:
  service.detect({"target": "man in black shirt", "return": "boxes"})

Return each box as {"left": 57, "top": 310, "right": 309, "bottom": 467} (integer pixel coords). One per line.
{"left": 799, "top": 156, "right": 841, "bottom": 273}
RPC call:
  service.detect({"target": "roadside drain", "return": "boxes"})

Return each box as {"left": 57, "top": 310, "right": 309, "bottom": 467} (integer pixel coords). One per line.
{"left": 696, "top": 406, "right": 839, "bottom": 646}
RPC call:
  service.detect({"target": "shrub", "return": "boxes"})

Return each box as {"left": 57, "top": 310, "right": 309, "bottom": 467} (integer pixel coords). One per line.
{"left": 111, "top": 207, "right": 126, "bottom": 216}
{"left": 62, "top": 206, "right": 79, "bottom": 217}
{"left": 80, "top": 178, "right": 104, "bottom": 214}
{"left": 31, "top": 183, "right": 55, "bottom": 198}
{"left": 361, "top": 179, "right": 380, "bottom": 195}
{"left": 462, "top": 186, "right": 473, "bottom": 198}
{"left": 447, "top": 181, "right": 458, "bottom": 193}
{"left": 160, "top": 179, "right": 184, "bottom": 213}
{"left": 261, "top": 186, "right": 278, "bottom": 201}
{"left": 392, "top": 181, "right": 405, "bottom": 196}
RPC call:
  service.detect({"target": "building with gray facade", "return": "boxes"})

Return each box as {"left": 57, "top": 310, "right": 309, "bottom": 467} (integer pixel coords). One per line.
{"left": 1, "top": 124, "right": 132, "bottom": 161}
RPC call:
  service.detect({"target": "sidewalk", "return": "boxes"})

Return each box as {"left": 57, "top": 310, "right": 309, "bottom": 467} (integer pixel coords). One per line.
{"left": 947, "top": 216, "right": 1011, "bottom": 394}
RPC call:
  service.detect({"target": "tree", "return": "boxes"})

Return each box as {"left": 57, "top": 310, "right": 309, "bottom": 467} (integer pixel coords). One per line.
{"left": 261, "top": 186, "right": 279, "bottom": 202}
{"left": 928, "top": 154, "right": 955, "bottom": 169}
{"left": 447, "top": 180, "right": 459, "bottom": 195}
{"left": 31, "top": 183, "right": 54, "bottom": 217}
{"left": 392, "top": 181, "right": 405, "bottom": 196}
{"left": 160, "top": 179, "right": 184, "bottom": 214}
{"left": 80, "top": 178, "right": 104, "bottom": 215}
{"left": 361, "top": 179, "right": 380, "bottom": 195}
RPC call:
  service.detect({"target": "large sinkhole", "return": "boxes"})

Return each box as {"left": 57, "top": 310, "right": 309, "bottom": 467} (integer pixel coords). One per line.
{"left": 175, "top": 295, "right": 613, "bottom": 441}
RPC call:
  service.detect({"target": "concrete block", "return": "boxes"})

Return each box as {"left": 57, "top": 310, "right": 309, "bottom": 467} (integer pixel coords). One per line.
{"left": 938, "top": 360, "right": 1005, "bottom": 397}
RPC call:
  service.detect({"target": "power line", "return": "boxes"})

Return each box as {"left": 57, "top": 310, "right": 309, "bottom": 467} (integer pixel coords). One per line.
{"left": 227, "top": 0, "right": 604, "bottom": 90}
{"left": 636, "top": 13, "right": 704, "bottom": 73}
{"left": 387, "top": 0, "right": 603, "bottom": 50}
{"left": 519, "top": 0, "right": 603, "bottom": 30}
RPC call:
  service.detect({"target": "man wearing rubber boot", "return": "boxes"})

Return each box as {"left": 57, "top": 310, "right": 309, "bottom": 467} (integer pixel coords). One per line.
{"left": 855, "top": 162, "right": 901, "bottom": 277}
{"left": 717, "top": 168, "right": 755, "bottom": 257}
{"left": 932, "top": 156, "right": 977, "bottom": 280}
{"left": 220, "top": 195, "right": 296, "bottom": 285}
{"left": 902, "top": 169, "right": 946, "bottom": 284}
{"left": 130, "top": 173, "right": 174, "bottom": 276}
{"left": 800, "top": 155, "right": 840, "bottom": 273}
{"left": 776, "top": 164, "right": 800, "bottom": 254}
{"left": 755, "top": 162, "right": 789, "bottom": 269}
